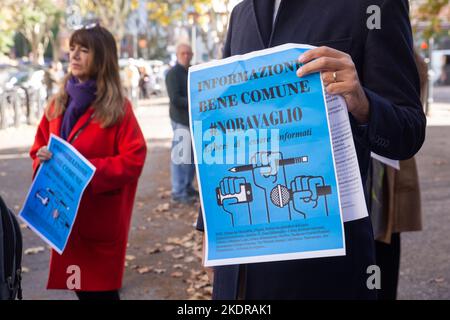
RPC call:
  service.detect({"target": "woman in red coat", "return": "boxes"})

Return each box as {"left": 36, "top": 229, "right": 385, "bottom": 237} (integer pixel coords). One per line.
{"left": 29, "top": 25, "right": 147, "bottom": 300}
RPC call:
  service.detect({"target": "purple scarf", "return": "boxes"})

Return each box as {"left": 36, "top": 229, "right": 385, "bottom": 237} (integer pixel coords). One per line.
{"left": 60, "top": 76, "right": 97, "bottom": 140}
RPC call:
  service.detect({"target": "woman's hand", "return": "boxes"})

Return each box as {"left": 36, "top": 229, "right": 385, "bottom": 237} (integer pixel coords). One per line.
{"left": 36, "top": 146, "right": 53, "bottom": 163}
{"left": 297, "top": 46, "right": 370, "bottom": 124}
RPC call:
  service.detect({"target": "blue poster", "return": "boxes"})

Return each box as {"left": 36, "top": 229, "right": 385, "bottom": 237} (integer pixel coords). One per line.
{"left": 19, "top": 134, "right": 95, "bottom": 254}
{"left": 189, "top": 44, "right": 345, "bottom": 266}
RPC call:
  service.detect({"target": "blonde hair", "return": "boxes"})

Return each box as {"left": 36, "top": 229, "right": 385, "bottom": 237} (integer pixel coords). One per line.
{"left": 46, "top": 25, "right": 125, "bottom": 127}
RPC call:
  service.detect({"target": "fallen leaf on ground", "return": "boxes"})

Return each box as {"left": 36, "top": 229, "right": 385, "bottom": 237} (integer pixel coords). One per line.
{"left": 154, "top": 203, "right": 170, "bottom": 213}
{"left": 137, "top": 266, "right": 154, "bottom": 274}
{"left": 186, "top": 287, "right": 196, "bottom": 295}
{"left": 167, "top": 237, "right": 184, "bottom": 245}
{"left": 24, "top": 247, "right": 45, "bottom": 255}
{"left": 164, "top": 245, "right": 175, "bottom": 252}
{"left": 21, "top": 267, "right": 30, "bottom": 273}
{"left": 125, "top": 255, "right": 136, "bottom": 261}
{"left": 203, "top": 286, "right": 213, "bottom": 295}
{"left": 145, "top": 247, "right": 161, "bottom": 254}
{"left": 172, "top": 253, "right": 184, "bottom": 259}
{"left": 171, "top": 271, "right": 183, "bottom": 278}
{"left": 182, "top": 241, "right": 195, "bottom": 248}
{"left": 158, "top": 190, "right": 172, "bottom": 199}
{"left": 154, "top": 268, "right": 166, "bottom": 274}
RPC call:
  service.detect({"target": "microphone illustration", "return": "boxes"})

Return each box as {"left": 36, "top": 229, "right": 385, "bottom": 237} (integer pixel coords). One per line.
{"left": 228, "top": 156, "right": 309, "bottom": 173}
{"left": 269, "top": 183, "right": 332, "bottom": 208}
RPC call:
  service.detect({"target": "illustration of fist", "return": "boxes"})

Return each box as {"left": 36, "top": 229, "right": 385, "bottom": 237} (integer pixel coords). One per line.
{"left": 250, "top": 151, "right": 284, "bottom": 190}
{"left": 290, "top": 176, "right": 326, "bottom": 218}
{"left": 218, "top": 177, "right": 251, "bottom": 227}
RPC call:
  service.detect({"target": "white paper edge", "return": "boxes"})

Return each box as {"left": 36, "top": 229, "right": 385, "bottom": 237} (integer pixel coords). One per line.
{"left": 371, "top": 152, "right": 400, "bottom": 170}
{"left": 329, "top": 95, "right": 369, "bottom": 222}
{"left": 205, "top": 248, "right": 346, "bottom": 267}
{"left": 189, "top": 43, "right": 316, "bottom": 72}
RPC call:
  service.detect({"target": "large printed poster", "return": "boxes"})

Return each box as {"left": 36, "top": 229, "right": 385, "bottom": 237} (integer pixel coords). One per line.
{"left": 189, "top": 44, "right": 346, "bottom": 266}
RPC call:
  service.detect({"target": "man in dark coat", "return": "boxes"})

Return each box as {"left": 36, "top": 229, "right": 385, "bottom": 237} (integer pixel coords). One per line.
{"left": 196, "top": 0, "right": 426, "bottom": 299}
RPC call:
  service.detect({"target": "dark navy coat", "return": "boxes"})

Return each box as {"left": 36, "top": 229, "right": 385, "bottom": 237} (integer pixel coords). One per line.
{"left": 196, "top": 0, "right": 426, "bottom": 299}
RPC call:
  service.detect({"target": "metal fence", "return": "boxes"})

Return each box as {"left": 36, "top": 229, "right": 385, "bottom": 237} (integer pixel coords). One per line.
{"left": 0, "top": 87, "right": 46, "bottom": 129}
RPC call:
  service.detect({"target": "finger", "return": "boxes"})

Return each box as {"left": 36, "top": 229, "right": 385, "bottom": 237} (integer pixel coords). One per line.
{"left": 321, "top": 71, "right": 349, "bottom": 86}
{"left": 229, "top": 178, "right": 236, "bottom": 194}
{"left": 298, "top": 46, "right": 347, "bottom": 64}
{"left": 261, "top": 152, "right": 269, "bottom": 166}
{"left": 301, "top": 176, "right": 309, "bottom": 190}
{"left": 308, "top": 177, "right": 320, "bottom": 200}
{"left": 290, "top": 179, "right": 296, "bottom": 191}
{"left": 269, "top": 157, "right": 279, "bottom": 175}
{"left": 325, "top": 81, "right": 355, "bottom": 95}
{"left": 293, "top": 177, "right": 302, "bottom": 191}
{"left": 250, "top": 153, "right": 257, "bottom": 166}
{"left": 297, "top": 57, "right": 344, "bottom": 77}
{"left": 220, "top": 180, "right": 225, "bottom": 195}
{"left": 224, "top": 178, "right": 230, "bottom": 195}
{"left": 234, "top": 178, "right": 245, "bottom": 193}
{"left": 254, "top": 152, "right": 263, "bottom": 167}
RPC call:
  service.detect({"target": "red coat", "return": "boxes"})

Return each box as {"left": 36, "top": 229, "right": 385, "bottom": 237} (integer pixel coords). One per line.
{"left": 30, "top": 100, "right": 147, "bottom": 291}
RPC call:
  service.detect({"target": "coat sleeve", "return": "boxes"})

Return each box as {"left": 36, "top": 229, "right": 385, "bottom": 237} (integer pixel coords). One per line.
{"left": 222, "top": 6, "right": 235, "bottom": 59}
{"left": 88, "top": 102, "right": 147, "bottom": 194}
{"left": 30, "top": 113, "right": 50, "bottom": 176}
{"left": 355, "top": 0, "right": 426, "bottom": 160}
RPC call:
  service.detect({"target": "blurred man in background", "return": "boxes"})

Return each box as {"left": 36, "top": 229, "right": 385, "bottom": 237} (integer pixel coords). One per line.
{"left": 166, "top": 43, "right": 198, "bottom": 203}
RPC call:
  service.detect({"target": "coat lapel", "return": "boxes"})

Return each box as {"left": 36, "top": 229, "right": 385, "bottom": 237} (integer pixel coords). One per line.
{"left": 251, "top": 0, "right": 271, "bottom": 49}
{"left": 50, "top": 116, "right": 63, "bottom": 137}
{"left": 66, "top": 107, "right": 95, "bottom": 143}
